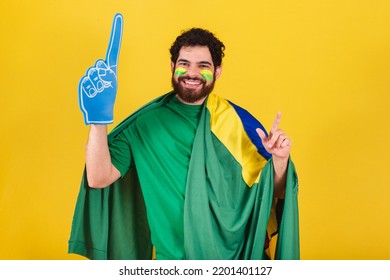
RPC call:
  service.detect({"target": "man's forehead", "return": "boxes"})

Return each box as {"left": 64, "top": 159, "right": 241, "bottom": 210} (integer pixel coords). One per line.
{"left": 177, "top": 46, "right": 213, "bottom": 62}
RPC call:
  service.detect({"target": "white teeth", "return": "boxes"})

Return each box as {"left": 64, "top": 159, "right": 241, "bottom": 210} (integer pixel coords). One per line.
{"left": 184, "top": 80, "right": 201, "bottom": 85}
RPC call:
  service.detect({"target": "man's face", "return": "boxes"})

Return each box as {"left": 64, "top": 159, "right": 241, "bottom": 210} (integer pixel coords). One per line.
{"left": 171, "top": 46, "right": 222, "bottom": 104}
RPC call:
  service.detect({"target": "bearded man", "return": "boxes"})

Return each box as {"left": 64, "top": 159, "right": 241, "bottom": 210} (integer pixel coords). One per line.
{"left": 69, "top": 14, "right": 299, "bottom": 260}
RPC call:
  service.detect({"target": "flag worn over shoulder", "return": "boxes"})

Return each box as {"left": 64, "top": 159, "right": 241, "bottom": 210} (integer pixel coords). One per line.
{"left": 68, "top": 91, "right": 300, "bottom": 260}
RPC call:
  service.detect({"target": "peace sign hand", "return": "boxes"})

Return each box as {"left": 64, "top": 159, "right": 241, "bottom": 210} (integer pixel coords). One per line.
{"left": 256, "top": 112, "right": 291, "bottom": 160}
{"left": 78, "top": 14, "right": 123, "bottom": 125}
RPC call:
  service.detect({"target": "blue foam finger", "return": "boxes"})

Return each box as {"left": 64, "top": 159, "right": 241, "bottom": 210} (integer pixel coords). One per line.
{"left": 78, "top": 13, "right": 123, "bottom": 125}
{"left": 106, "top": 13, "right": 123, "bottom": 72}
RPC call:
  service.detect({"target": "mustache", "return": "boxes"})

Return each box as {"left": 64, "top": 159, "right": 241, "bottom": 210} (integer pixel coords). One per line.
{"left": 178, "top": 75, "right": 206, "bottom": 83}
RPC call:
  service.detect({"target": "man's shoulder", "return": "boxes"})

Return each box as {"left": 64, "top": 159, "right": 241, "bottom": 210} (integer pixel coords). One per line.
{"left": 108, "top": 91, "right": 175, "bottom": 138}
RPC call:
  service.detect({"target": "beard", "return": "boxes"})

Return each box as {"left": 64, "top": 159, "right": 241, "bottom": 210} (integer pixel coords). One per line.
{"left": 171, "top": 74, "right": 216, "bottom": 104}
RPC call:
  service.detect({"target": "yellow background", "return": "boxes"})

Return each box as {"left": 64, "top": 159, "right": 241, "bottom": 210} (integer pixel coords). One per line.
{"left": 1, "top": 0, "right": 389, "bottom": 260}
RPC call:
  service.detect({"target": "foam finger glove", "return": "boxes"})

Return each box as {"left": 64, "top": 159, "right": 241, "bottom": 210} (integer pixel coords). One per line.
{"left": 78, "top": 14, "right": 123, "bottom": 125}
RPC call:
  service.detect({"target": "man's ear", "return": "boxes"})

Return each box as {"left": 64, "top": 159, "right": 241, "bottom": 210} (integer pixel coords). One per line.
{"left": 215, "top": 66, "right": 222, "bottom": 80}
{"left": 170, "top": 61, "right": 175, "bottom": 72}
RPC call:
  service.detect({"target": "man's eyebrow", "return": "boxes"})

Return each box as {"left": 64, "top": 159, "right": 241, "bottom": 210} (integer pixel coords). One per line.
{"left": 177, "top": 59, "right": 212, "bottom": 66}
{"left": 198, "top": 61, "right": 212, "bottom": 66}
{"left": 177, "top": 58, "right": 190, "bottom": 63}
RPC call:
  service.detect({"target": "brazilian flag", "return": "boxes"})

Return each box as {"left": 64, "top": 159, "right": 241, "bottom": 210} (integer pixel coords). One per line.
{"left": 68, "top": 92, "right": 299, "bottom": 260}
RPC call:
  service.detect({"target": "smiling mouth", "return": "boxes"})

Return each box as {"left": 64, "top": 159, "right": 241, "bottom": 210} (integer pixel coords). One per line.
{"left": 180, "top": 77, "right": 204, "bottom": 88}
{"left": 184, "top": 79, "right": 201, "bottom": 85}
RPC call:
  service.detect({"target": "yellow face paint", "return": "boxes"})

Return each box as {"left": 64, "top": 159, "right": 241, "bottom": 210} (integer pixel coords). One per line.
{"left": 174, "top": 67, "right": 187, "bottom": 76}
{"left": 200, "top": 69, "right": 213, "bottom": 81}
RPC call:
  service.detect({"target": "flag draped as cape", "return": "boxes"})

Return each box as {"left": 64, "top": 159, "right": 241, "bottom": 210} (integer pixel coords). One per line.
{"left": 68, "top": 92, "right": 299, "bottom": 260}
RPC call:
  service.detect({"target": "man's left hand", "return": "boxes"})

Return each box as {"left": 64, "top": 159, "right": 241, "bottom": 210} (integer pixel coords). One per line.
{"left": 256, "top": 112, "right": 291, "bottom": 160}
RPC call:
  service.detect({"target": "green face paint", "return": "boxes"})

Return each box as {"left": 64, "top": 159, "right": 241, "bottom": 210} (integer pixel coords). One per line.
{"left": 200, "top": 69, "right": 213, "bottom": 81}
{"left": 174, "top": 67, "right": 187, "bottom": 76}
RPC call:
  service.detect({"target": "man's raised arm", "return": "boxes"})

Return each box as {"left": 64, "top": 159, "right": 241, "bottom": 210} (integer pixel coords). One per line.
{"left": 78, "top": 14, "right": 123, "bottom": 188}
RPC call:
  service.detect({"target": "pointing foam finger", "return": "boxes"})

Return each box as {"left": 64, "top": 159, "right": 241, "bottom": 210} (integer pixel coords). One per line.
{"left": 106, "top": 13, "right": 123, "bottom": 69}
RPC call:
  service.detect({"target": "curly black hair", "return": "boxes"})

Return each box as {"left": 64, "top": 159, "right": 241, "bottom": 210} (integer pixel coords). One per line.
{"left": 169, "top": 28, "right": 225, "bottom": 67}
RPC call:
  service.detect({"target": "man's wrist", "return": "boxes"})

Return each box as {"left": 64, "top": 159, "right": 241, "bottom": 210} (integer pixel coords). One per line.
{"left": 272, "top": 155, "right": 289, "bottom": 176}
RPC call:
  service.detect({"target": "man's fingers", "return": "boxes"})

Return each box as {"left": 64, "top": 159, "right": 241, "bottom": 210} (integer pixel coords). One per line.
{"left": 273, "top": 132, "right": 288, "bottom": 148}
{"left": 266, "top": 129, "right": 281, "bottom": 148}
{"left": 281, "top": 138, "right": 291, "bottom": 148}
{"left": 271, "top": 112, "right": 282, "bottom": 133}
{"left": 106, "top": 13, "right": 123, "bottom": 70}
{"left": 256, "top": 128, "right": 269, "bottom": 147}
{"left": 257, "top": 113, "right": 291, "bottom": 155}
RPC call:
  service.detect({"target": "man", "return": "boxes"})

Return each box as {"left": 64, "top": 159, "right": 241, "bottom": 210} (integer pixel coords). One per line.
{"left": 69, "top": 14, "right": 299, "bottom": 260}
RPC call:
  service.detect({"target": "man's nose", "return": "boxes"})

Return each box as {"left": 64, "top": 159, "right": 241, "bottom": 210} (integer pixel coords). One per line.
{"left": 186, "top": 66, "right": 200, "bottom": 77}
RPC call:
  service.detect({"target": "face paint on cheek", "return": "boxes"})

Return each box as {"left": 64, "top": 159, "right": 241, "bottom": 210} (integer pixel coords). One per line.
{"left": 174, "top": 67, "right": 187, "bottom": 77}
{"left": 200, "top": 69, "right": 213, "bottom": 81}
